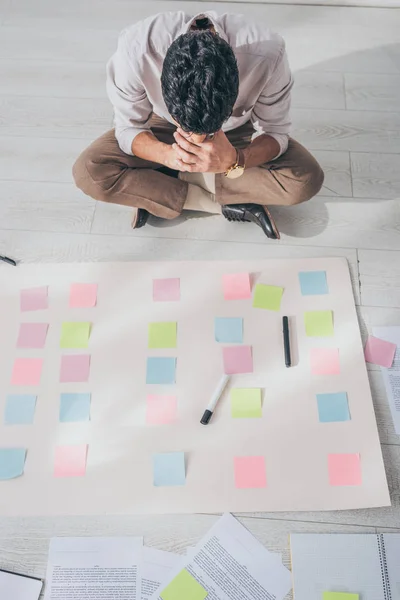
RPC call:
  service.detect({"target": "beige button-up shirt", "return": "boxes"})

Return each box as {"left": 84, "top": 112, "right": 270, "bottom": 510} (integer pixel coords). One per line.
{"left": 106, "top": 11, "right": 293, "bottom": 157}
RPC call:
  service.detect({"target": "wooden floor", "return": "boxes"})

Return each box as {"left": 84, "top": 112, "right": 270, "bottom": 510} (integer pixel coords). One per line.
{"left": 0, "top": 0, "right": 400, "bottom": 592}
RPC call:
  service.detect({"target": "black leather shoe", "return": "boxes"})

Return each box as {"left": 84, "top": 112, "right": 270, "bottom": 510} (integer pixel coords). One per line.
{"left": 131, "top": 208, "right": 149, "bottom": 229}
{"left": 222, "top": 203, "right": 280, "bottom": 239}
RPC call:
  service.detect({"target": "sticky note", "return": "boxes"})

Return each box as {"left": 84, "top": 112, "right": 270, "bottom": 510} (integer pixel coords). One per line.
{"left": 253, "top": 284, "right": 283, "bottom": 311}
{"left": 146, "top": 357, "right": 176, "bottom": 384}
{"left": 146, "top": 395, "right": 177, "bottom": 425}
{"left": 4, "top": 395, "right": 37, "bottom": 425}
{"left": 215, "top": 317, "right": 243, "bottom": 343}
{"left": 153, "top": 278, "right": 180, "bottom": 302}
{"left": 234, "top": 456, "right": 266, "bottom": 489}
{"left": 69, "top": 283, "right": 98, "bottom": 308}
{"left": 59, "top": 393, "right": 91, "bottom": 423}
{"left": 323, "top": 593, "right": 359, "bottom": 600}
{"left": 231, "top": 388, "right": 262, "bottom": 418}
{"left": 0, "top": 448, "right": 26, "bottom": 480}
{"left": 16, "top": 322, "right": 48, "bottom": 349}
{"left": 60, "top": 322, "right": 91, "bottom": 349}
{"left": 222, "top": 273, "right": 251, "bottom": 300}
{"left": 60, "top": 355, "right": 91, "bottom": 383}
{"left": 317, "top": 392, "right": 350, "bottom": 422}
{"left": 148, "top": 322, "right": 177, "bottom": 349}
{"left": 153, "top": 452, "right": 186, "bottom": 486}
{"left": 54, "top": 445, "right": 88, "bottom": 477}
{"left": 223, "top": 345, "right": 253, "bottom": 374}
{"left": 20, "top": 286, "right": 48, "bottom": 311}
{"left": 310, "top": 348, "right": 340, "bottom": 375}
{"left": 305, "top": 310, "right": 334, "bottom": 337}
{"left": 11, "top": 357, "right": 43, "bottom": 386}
{"left": 328, "top": 453, "right": 361, "bottom": 486}
{"left": 299, "top": 271, "right": 328, "bottom": 295}
{"left": 364, "top": 335, "right": 396, "bottom": 368}
{"left": 160, "top": 569, "right": 208, "bottom": 600}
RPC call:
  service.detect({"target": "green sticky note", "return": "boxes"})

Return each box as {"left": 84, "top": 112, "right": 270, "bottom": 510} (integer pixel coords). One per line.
{"left": 148, "top": 322, "right": 177, "bottom": 349}
{"left": 323, "top": 593, "right": 359, "bottom": 600}
{"left": 231, "top": 388, "right": 262, "bottom": 418}
{"left": 304, "top": 310, "right": 334, "bottom": 337}
{"left": 253, "top": 284, "right": 283, "bottom": 311}
{"left": 161, "top": 569, "right": 208, "bottom": 600}
{"left": 60, "top": 322, "right": 91, "bottom": 349}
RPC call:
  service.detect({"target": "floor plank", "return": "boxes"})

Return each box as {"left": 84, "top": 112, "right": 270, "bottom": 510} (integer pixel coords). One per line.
{"left": 92, "top": 195, "right": 400, "bottom": 253}
{"left": 0, "top": 59, "right": 107, "bottom": 98}
{"left": 345, "top": 73, "right": 400, "bottom": 112}
{"left": 292, "top": 108, "right": 400, "bottom": 153}
{"left": 359, "top": 249, "right": 400, "bottom": 308}
{"left": 311, "top": 150, "right": 352, "bottom": 197}
{"left": 0, "top": 96, "right": 112, "bottom": 138}
{"left": 0, "top": 25, "right": 118, "bottom": 62}
{"left": 0, "top": 181, "right": 95, "bottom": 233}
{"left": 351, "top": 152, "right": 400, "bottom": 199}
{"left": 0, "top": 136, "right": 91, "bottom": 182}
{"left": 292, "top": 71, "right": 345, "bottom": 110}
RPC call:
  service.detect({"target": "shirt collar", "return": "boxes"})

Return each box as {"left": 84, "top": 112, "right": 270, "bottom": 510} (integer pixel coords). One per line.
{"left": 180, "top": 12, "right": 229, "bottom": 43}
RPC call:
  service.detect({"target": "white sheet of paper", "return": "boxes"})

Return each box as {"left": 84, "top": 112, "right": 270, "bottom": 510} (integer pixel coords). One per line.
{"left": 142, "top": 547, "right": 182, "bottom": 600}
{"left": 373, "top": 326, "right": 400, "bottom": 434}
{"left": 0, "top": 259, "right": 389, "bottom": 515}
{"left": 153, "top": 513, "right": 292, "bottom": 600}
{"left": 43, "top": 537, "right": 143, "bottom": 600}
{"left": 0, "top": 570, "right": 42, "bottom": 600}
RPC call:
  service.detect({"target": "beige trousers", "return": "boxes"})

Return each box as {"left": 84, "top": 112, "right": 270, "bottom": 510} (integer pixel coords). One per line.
{"left": 73, "top": 115, "right": 324, "bottom": 219}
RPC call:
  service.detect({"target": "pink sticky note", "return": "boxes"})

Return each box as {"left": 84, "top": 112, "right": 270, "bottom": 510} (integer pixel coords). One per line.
{"left": 54, "top": 445, "right": 88, "bottom": 477}
{"left": 20, "top": 286, "right": 48, "bottom": 311}
{"left": 146, "top": 395, "right": 178, "bottom": 425}
{"left": 234, "top": 456, "right": 267, "bottom": 489}
{"left": 223, "top": 273, "right": 252, "bottom": 300}
{"left": 153, "top": 278, "right": 180, "bottom": 302}
{"left": 364, "top": 336, "right": 396, "bottom": 368}
{"left": 223, "top": 345, "right": 253, "bottom": 374}
{"left": 17, "top": 323, "right": 49, "bottom": 349}
{"left": 328, "top": 453, "right": 362, "bottom": 486}
{"left": 310, "top": 348, "right": 340, "bottom": 375}
{"left": 69, "top": 283, "right": 98, "bottom": 308}
{"left": 60, "top": 355, "right": 90, "bottom": 383}
{"left": 11, "top": 358, "right": 43, "bottom": 386}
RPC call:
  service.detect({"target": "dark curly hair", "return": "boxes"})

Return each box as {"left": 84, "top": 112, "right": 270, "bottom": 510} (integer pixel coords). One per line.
{"left": 161, "top": 30, "right": 239, "bottom": 134}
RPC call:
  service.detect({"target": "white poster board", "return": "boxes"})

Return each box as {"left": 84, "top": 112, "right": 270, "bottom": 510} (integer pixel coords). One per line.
{"left": 0, "top": 258, "right": 390, "bottom": 515}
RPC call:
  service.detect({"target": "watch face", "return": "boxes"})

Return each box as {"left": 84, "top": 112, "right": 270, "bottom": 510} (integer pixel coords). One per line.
{"left": 227, "top": 166, "right": 245, "bottom": 179}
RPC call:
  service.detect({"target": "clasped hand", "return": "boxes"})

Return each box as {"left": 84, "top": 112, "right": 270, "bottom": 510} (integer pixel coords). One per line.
{"left": 169, "top": 128, "right": 237, "bottom": 174}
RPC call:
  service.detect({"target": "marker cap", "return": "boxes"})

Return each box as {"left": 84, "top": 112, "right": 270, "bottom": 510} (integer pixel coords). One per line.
{"left": 200, "top": 409, "right": 213, "bottom": 425}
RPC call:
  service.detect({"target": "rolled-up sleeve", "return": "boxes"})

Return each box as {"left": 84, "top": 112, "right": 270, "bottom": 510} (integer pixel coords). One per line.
{"left": 251, "top": 43, "right": 293, "bottom": 157}
{"left": 106, "top": 32, "right": 153, "bottom": 155}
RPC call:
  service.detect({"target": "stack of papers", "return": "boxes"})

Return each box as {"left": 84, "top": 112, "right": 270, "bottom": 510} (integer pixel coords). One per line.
{"left": 44, "top": 514, "right": 292, "bottom": 600}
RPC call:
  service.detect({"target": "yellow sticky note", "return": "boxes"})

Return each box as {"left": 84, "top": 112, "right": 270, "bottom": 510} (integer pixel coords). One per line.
{"left": 148, "top": 322, "right": 177, "bottom": 349}
{"left": 160, "top": 569, "right": 208, "bottom": 600}
{"left": 231, "top": 388, "right": 262, "bottom": 418}
{"left": 60, "top": 322, "right": 91, "bottom": 349}
{"left": 253, "top": 284, "right": 283, "bottom": 311}
{"left": 323, "top": 593, "right": 359, "bottom": 600}
{"left": 304, "top": 310, "right": 334, "bottom": 337}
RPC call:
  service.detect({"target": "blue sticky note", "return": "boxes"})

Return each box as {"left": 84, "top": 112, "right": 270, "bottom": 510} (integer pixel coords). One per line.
{"left": 153, "top": 452, "right": 186, "bottom": 486}
{"left": 317, "top": 392, "right": 350, "bottom": 423}
{"left": 146, "top": 357, "right": 176, "bottom": 384}
{"left": 215, "top": 317, "right": 243, "bottom": 343}
{"left": 299, "top": 271, "right": 328, "bottom": 296}
{"left": 59, "top": 393, "right": 91, "bottom": 422}
{"left": 4, "top": 395, "right": 37, "bottom": 425}
{"left": 0, "top": 448, "right": 26, "bottom": 479}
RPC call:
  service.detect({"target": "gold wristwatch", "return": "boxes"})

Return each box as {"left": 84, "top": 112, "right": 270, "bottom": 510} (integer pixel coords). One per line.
{"left": 225, "top": 149, "right": 245, "bottom": 179}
